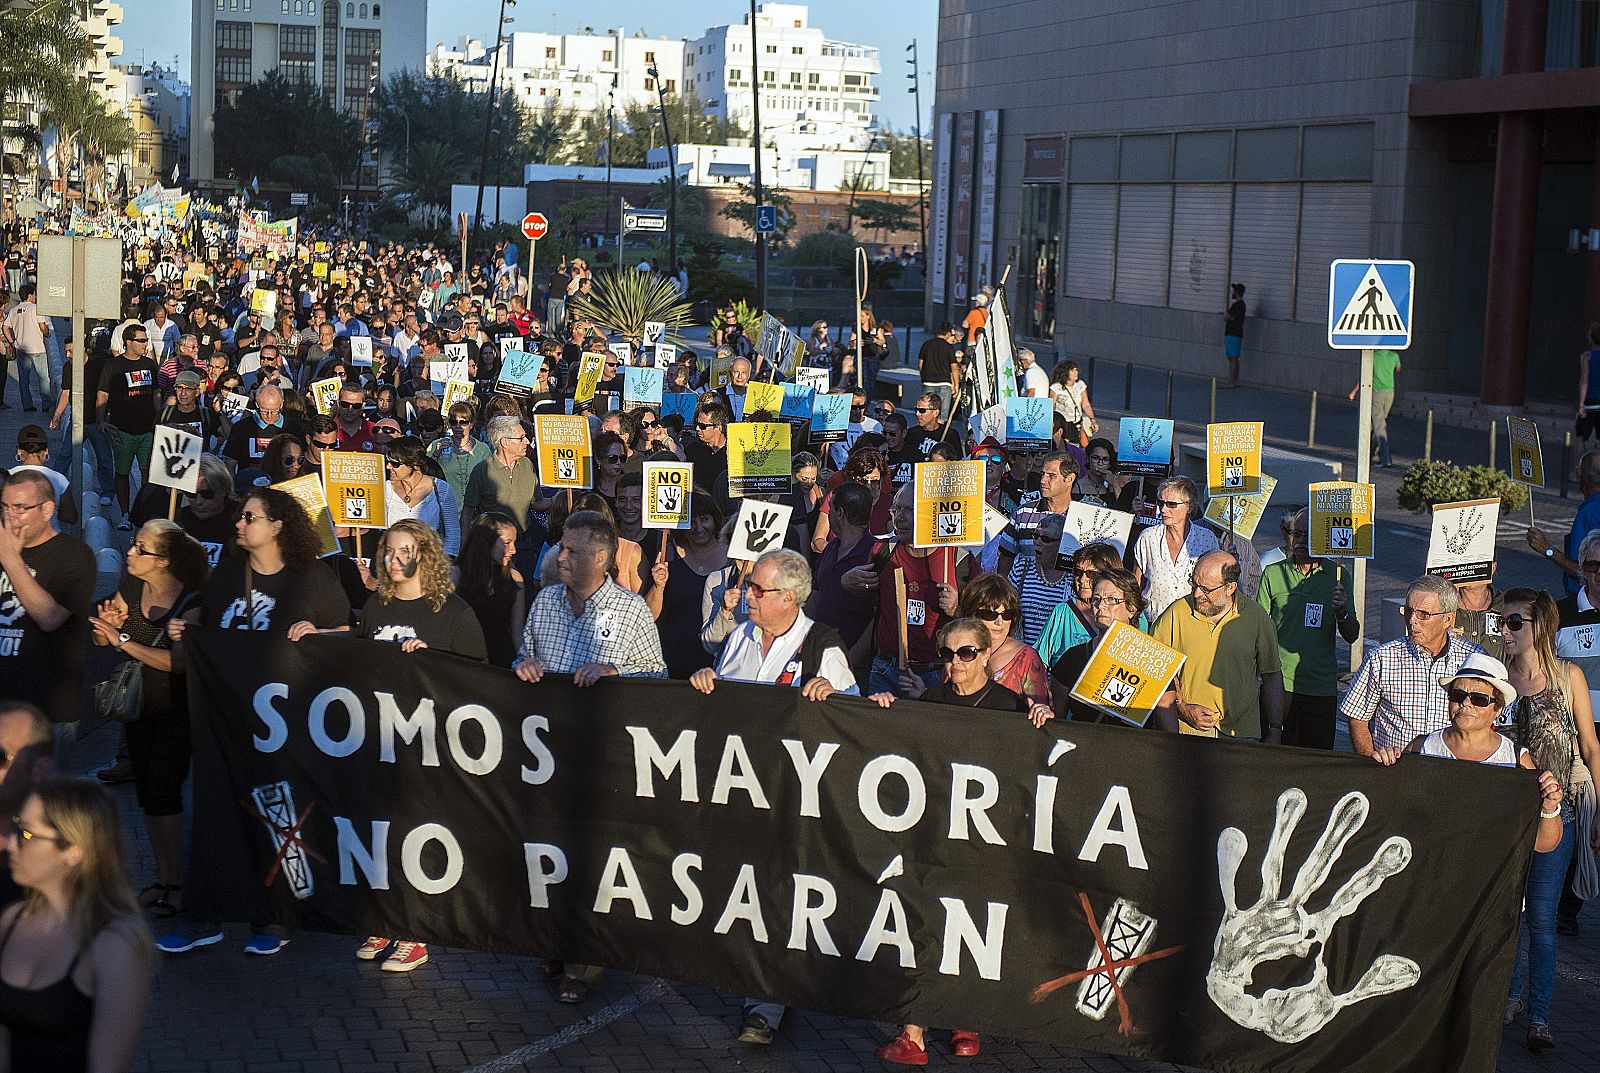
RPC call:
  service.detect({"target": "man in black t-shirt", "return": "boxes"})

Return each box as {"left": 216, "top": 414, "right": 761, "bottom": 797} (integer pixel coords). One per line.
{"left": 882, "top": 413, "right": 920, "bottom": 486}
{"left": 0, "top": 471, "right": 96, "bottom": 723}
{"left": 222, "top": 385, "right": 305, "bottom": 469}
{"left": 909, "top": 392, "right": 962, "bottom": 462}
{"left": 160, "top": 370, "right": 224, "bottom": 451}
{"left": 916, "top": 323, "right": 961, "bottom": 430}
{"left": 96, "top": 326, "right": 162, "bottom": 528}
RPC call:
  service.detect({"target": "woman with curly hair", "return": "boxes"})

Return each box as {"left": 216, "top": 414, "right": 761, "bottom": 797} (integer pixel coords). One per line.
{"left": 260, "top": 432, "right": 309, "bottom": 486}
{"left": 155, "top": 489, "right": 351, "bottom": 956}
{"left": 353, "top": 520, "right": 485, "bottom": 973}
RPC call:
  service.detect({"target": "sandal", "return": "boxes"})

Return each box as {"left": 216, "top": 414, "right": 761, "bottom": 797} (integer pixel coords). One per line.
{"left": 148, "top": 885, "right": 183, "bottom": 919}
{"left": 555, "top": 978, "right": 589, "bottom": 1005}
{"left": 537, "top": 958, "right": 564, "bottom": 980}
{"left": 137, "top": 883, "right": 168, "bottom": 908}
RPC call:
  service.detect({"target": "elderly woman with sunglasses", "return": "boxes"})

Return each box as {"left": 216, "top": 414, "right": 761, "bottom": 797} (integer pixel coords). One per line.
{"left": 1132, "top": 475, "right": 1219, "bottom": 621}
{"left": 867, "top": 617, "right": 1051, "bottom": 1065}
{"left": 1495, "top": 588, "right": 1600, "bottom": 1051}
{"left": 956, "top": 574, "right": 1051, "bottom": 706}
{"left": 428, "top": 400, "right": 490, "bottom": 513}
{"left": 1035, "top": 542, "right": 1138, "bottom": 669}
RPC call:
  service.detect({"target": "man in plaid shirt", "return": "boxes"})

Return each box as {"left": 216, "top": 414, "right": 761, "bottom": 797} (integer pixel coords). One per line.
{"left": 513, "top": 511, "right": 666, "bottom": 685}
{"left": 1340, "top": 575, "right": 1485, "bottom": 755}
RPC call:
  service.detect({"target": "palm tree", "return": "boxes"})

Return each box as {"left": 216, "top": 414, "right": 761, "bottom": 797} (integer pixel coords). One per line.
{"left": 0, "top": 0, "right": 89, "bottom": 212}
{"left": 396, "top": 140, "right": 465, "bottom": 210}
{"left": 569, "top": 270, "right": 692, "bottom": 347}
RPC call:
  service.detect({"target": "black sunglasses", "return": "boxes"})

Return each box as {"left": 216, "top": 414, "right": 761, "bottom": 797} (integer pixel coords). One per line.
{"left": 974, "top": 608, "right": 1016, "bottom": 622}
{"left": 1445, "top": 686, "right": 1497, "bottom": 709}
{"left": 1503, "top": 613, "right": 1528, "bottom": 632}
{"left": 938, "top": 645, "right": 983, "bottom": 664}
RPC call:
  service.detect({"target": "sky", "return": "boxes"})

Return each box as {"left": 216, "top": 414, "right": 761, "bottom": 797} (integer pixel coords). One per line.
{"left": 118, "top": 0, "right": 937, "bottom": 131}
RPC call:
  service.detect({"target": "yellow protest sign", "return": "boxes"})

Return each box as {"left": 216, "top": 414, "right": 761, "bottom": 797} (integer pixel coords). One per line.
{"left": 311, "top": 260, "right": 328, "bottom": 279}
{"left": 329, "top": 268, "right": 348, "bottom": 287}
{"left": 574, "top": 352, "right": 605, "bottom": 404}
{"left": 314, "top": 241, "right": 329, "bottom": 253}
{"left": 443, "top": 380, "right": 475, "bottom": 411}
{"left": 711, "top": 351, "right": 735, "bottom": 390}
{"left": 322, "top": 450, "right": 387, "bottom": 529}
{"left": 250, "top": 287, "right": 277, "bottom": 318}
{"left": 1203, "top": 473, "right": 1278, "bottom": 540}
{"left": 726, "top": 422, "right": 792, "bottom": 497}
{"left": 311, "top": 377, "right": 342, "bottom": 416}
{"left": 535, "top": 414, "right": 592, "bottom": 489}
{"left": 643, "top": 462, "right": 694, "bottom": 530}
{"left": 1308, "top": 481, "right": 1375, "bottom": 559}
{"left": 1068, "top": 620, "right": 1186, "bottom": 727}
{"left": 272, "top": 474, "right": 340, "bottom": 557}
{"left": 742, "top": 381, "right": 784, "bottom": 421}
{"left": 911, "top": 460, "right": 986, "bottom": 548}
{"left": 1206, "top": 421, "right": 1263, "bottom": 495}
{"left": 1507, "top": 416, "right": 1543, "bottom": 488}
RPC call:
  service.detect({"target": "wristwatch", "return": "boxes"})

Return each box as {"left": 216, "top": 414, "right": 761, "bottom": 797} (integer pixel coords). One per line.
{"left": 1544, "top": 547, "right": 1556, "bottom": 558}
{"left": 116, "top": 632, "right": 130, "bottom": 649}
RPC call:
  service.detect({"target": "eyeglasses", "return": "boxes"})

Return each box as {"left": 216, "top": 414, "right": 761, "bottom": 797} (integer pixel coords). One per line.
{"left": 913, "top": 406, "right": 935, "bottom": 414}
{"left": 1445, "top": 686, "right": 1497, "bottom": 709}
{"left": 283, "top": 455, "right": 305, "bottom": 467}
{"left": 1503, "top": 613, "right": 1528, "bottom": 632}
{"left": 938, "top": 645, "right": 983, "bottom": 664}
{"left": 1400, "top": 606, "right": 1448, "bottom": 621}
{"left": 452, "top": 419, "right": 472, "bottom": 427}
{"left": 10, "top": 817, "right": 68, "bottom": 849}
{"left": 1089, "top": 454, "right": 1112, "bottom": 463}
{"left": 1192, "top": 577, "right": 1230, "bottom": 596}
{"left": 976, "top": 455, "right": 1004, "bottom": 465}
{"left": 126, "top": 335, "right": 148, "bottom": 343}
{"left": 502, "top": 434, "right": 527, "bottom": 443}
{"left": 694, "top": 421, "right": 717, "bottom": 431}
{"left": 745, "top": 581, "right": 784, "bottom": 600}
{"left": 192, "top": 487, "right": 220, "bottom": 500}
{"left": 1157, "top": 499, "right": 1188, "bottom": 510}
{"left": 1089, "top": 595, "right": 1126, "bottom": 608}
{"left": 639, "top": 419, "right": 660, "bottom": 429}
{"left": 604, "top": 454, "right": 625, "bottom": 463}
{"left": 973, "top": 607, "right": 1015, "bottom": 622}
{"left": 375, "top": 426, "right": 402, "bottom": 435}
{"left": 311, "top": 438, "right": 338, "bottom": 449}
{"left": 0, "top": 501, "right": 47, "bottom": 515}
{"left": 239, "top": 511, "right": 272, "bottom": 525}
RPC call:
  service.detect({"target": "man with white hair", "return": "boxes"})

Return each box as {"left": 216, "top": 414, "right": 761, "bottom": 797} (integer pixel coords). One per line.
{"left": 689, "top": 547, "right": 857, "bottom": 1045}
{"left": 461, "top": 415, "right": 537, "bottom": 534}
{"left": 1016, "top": 347, "right": 1049, "bottom": 397}
{"left": 1341, "top": 574, "right": 1485, "bottom": 756}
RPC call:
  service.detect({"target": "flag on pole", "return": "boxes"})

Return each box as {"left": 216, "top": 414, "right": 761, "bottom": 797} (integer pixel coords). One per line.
{"left": 250, "top": 175, "right": 260, "bottom": 193}
{"left": 968, "top": 285, "right": 1019, "bottom": 414}
{"left": 171, "top": 163, "right": 180, "bottom": 184}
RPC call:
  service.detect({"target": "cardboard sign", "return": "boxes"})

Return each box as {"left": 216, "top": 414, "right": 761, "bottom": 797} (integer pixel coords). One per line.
{"left": 1004, "top": 396, "right": 1052, "bottom": 453}
{"left": 322, "top": 450, "right": 387, "bottom": 529}
{"left": 912, "top": 460, "right": 986, "bottom": 548}
{"left": 218, "top": 391, "right": 251, "bottom": 419}
{"left": 607, "top": 341, "right": 634, "bottom": 365}
{"left": 810, "top": 393, "right": 851, "bottom": 442}
{"left": 743, "top": 381, "right": 785, "bottom": 422}
{"left": 642, "top": 321, "right": 666, "bottom": 347}
{"left": 1426, "top": 497, "right": 1499, "bottom": 585}
{"left": 711, "top": 351, "right": 735, "bottom": 390}
{"left": 1118, "top": 418, "right": 1174, "bottom": 476}
{"left": 534, "top": 414, "right": 592, "bottom": 490}
{"left": 795, "top": 366, "right": 830, "bottom": 392}
{"left": 643, "top": 462, "right": 694, "bottom": 530}
{"left": 969, "top": 403, "right": 1007, "bottom": 448}
{"left": 444, "top": 342, "right": 469, "bottom": 364}
{"left": 1206, "top": 422, "right": 1263, "bottom": 495}
{"left": 1308, "top": 481, "right": 1375, "bottom": 559}
{"left": 312, "top": 261, "right": 329, "bottom": 279}
{"left": 1556, "top": 624, "right": 1600, "bottom": 715}
{"left": 756, "top": 313, "right": 803, "bottom": 378}
{"left": 429, "top": 359, "right": 467, "bottom": 389}
{"left": 779, "top": 383, "right": 814, "bottom": 427}
{"left": 1202, "top": 473, "right": 1279, "bottom": 541}
{"left": 272, "top": 473, "right": 341, "bottom": 558}
{"left": 348, "top": 336, "right": 373, "bottom": 367}
{"left": 574, "top": 351, "right": 605, "bottom": 403}
{"left": 496, "top": 347, "right": 545, "bottom": 399}
{"left": 1068, "top": 620, "right": 1186, "bottom": 727}
{"left": 329, "top": 268, "right": 348, "bottom": 287}
{"left": 729, "top": 499, "right": 796, "bottom": 562}
{"left": 623, "top": 366, "right": 664, "bottom": 412}
{"left": 443, "top": 380, "right": 475, "bottom": 411}
{"left": 726, "top": 422, "right": 792, "bottom": 498}
{"left": 149, "top": 425, "right": 202, "bottom": 494}
{"left": 1507, "top": 416, "right": 1544, "bottom": 488}
{"left": 250, "top": 287, "right": 276, "bottom": 318}
{"left": 311, "top": 377, "right": 342, "bottom": 416}
{"left": 652, "top": 342, "right": 678, "bottom": 369}
{"left": 1060, "top": 501, "right": 1136, "bottom": 557}
{"left": 660, "top": 392, "right": 699, "bottom": 427}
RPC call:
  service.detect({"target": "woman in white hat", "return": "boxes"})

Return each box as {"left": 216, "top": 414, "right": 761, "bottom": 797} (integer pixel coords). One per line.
{"left": 1372, "top": 652, "right": 1565, "bottom": 854}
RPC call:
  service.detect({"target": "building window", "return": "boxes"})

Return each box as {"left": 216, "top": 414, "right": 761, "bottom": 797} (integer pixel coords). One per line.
{"left": 545, "top": 47, "right": 556, "bottom": 59}
{"left": 843, "top": 74, "right": 862, "bottom": 86}
{"left": 602, "top": 50, "right": 613, "bottom": 62}
{"left": 791, "top": 46, "right": 803, "bottom": 54}
{"left": 765, "top": 44, "right": 777, "bottom": 53}
{"left": 644, "top": 77, "right": 655, "bottom": 90}
{"left": 1233, "top": 127, "right": 1298, "bottom": 181}
{"left": 728, "top": 69, "right": 741, "bottom": 81}
{"left": 346, "top": 3, "right": 353, "bottom": 15}
{"left": 645, "top": 50, "right": 655, "bottom": 63}
{"left": 807, "top": 72, "right": 819, "bottom": 84}
{"left": 664, "top": 79, "right": 675, "bottom": 92}
{"left": 359, "top": 3, "right": 366, "bottom": 15}
{"left": 1301, "top": 123, "right": 1374, "bottom": 180}
{"left": 372, "top": 2, "right": 378, "bottom": 13}
{"left": 282, "top": 0, "right": 289, "bottom": 11}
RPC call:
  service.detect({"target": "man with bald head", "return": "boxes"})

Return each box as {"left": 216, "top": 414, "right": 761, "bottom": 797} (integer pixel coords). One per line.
{"left": 1153, "top": 549, "right": 1284, "bottom": 742}
{"left": 222, "top": 382, "right": 304, "bottom": 470}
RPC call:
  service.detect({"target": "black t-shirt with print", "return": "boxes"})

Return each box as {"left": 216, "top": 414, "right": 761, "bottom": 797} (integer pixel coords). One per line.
{"left": 223, "top": 415, "right": 306, "bottom": 465}
{"left": 97, "top": 356, "right": 161, "bottom": 434}
{"left": 358, "top": 592, "right": 487, "bottom": 661}
{"left": 201, "top": 557, "right": 350, "bottom": 632}
{"left": 0, "top": 534, "right": 97, "bottom": 722}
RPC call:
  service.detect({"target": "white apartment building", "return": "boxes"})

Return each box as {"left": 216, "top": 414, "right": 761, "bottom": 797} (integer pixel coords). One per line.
{"left": 108, "top": 64, "right": 191, "bottom": 190}
{"left": 426, "top": 28, "right": 685, "bottom": 119}
{"left": 685, "top": 3, "right": 880, "bottom": 150}
{"left": 188, "top": 0, "right": 427, "bottom": 188}
{"left": 645, "top": 140, "right": 889, "bottom": 193}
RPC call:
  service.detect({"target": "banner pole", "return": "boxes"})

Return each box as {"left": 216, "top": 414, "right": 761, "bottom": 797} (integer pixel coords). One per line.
{"left": 354, "top": 528, "right": 363, "bottom": 564}
{"left": 168, "top": 486, "right": 178, "bottom": 521}
{"left": 855, "top": 246, "right": 867, "bottom": 393}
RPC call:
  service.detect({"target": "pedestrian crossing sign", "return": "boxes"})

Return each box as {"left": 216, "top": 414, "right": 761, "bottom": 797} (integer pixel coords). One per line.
{"left": 1327, "top": 259, "right": 1414, "bottom": 351}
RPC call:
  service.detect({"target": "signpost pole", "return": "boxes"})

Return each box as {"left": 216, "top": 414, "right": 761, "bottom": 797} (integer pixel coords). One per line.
{"left": 70, "top": 239, "right": 87, "bottom": 533}
{"left": 1351, "top": 346, "right": 1373, "bottom": 673}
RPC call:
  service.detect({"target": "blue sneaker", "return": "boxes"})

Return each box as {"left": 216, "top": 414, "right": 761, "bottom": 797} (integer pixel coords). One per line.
{"left": 243, "top": 933, "right": 289, "bottom": 956}
{"left": 154, "top": 925, "right": 224, "bottom": 954}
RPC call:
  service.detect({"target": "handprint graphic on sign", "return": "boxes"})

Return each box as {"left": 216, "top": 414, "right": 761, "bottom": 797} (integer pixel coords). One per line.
{"left": 743, "top": 424, "right": 784, "bottom": 469}
{"left": 161, "top": 438, "right": 195, "bottom": 481}
{"left": 730, "top": 499, "right": 793, "bottom": 561}
{"left": 1130, "top": 420, "right": 1163, "bottom": 456}
{"left": 1207, "top": 788, "right": 1419, "bottom": 1044}
{"left": 657, "top": 485, "right": 681, "bottom": 514}
{"left": 743, "top": 509, "right": 783, "bottom": 554}
{"left": 150, "top": 426, "right": 202, "bottom": 493}
{"left": 1442, "top": 508, "right": 1484, "bottom": 556}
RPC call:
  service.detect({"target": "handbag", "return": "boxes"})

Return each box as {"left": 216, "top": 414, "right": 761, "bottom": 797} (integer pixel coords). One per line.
{"left": 93, "top": 659, "right": 144, "bottom": 723}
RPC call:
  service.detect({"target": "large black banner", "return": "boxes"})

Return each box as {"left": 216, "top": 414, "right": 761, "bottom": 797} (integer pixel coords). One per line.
{"left": 187, "top": 629, "right": 1536, "bottom": 1073}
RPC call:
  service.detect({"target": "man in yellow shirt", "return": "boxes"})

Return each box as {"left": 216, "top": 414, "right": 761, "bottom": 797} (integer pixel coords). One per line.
{"left": 1153, "top": 550, "right": 1285, "bottom": 742}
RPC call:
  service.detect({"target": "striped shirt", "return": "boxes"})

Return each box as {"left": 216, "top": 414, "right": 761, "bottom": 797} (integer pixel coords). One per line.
{"left": 1007, "top": 552, "right": 1075, "bottom": 648}
{"left": 517, "top": 577, "right": 667, "bottom": 678}
{"left": 1339, "top": 634, "right": 1485, "bottom": 751}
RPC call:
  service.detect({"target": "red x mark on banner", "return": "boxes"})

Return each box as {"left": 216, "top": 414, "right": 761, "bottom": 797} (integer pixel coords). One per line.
{"left": 1029, "top": 892, "right": 1186, "bottom": 1037}
{"left": 239, "top": 798, "right": 327, "bottom": 887}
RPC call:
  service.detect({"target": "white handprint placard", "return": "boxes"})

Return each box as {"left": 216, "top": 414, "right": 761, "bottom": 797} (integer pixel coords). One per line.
{"left": 1425, "top": 496, "right": 1499, "bottom": 584}
{"left": 1061, "top": 501, "right": 1135, "bottom": 556}
{"left": 728, "top": 499, "right": 794, "bottom": 562}
{"left": 150, "top": 424, "right": 203, "bottom": 493}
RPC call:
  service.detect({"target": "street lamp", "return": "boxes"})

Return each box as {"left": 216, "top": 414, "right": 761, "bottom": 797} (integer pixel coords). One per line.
{"left": 648, "top": 65, "right": 676, "bottom": 277}
{"left": 748, "top": 0, "right": 766, "bottom": 313}
{"left": 907, "top": 40, "right": 928, "bottom": 267}
{"left": 350, "top": 57, "right": 380, "bottom": 228}
{"left": 472, "top": 0, "right": 516, "bottom": 257}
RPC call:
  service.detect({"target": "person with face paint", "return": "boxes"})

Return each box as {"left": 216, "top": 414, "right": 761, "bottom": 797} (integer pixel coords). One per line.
{"left": 353, "top": 520, "right": 486, "bottom": 972}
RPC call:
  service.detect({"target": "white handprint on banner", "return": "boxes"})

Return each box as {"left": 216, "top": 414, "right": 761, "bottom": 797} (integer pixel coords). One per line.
{"left": 1207, "top": 788, "right": 1419, "bottom": 1044}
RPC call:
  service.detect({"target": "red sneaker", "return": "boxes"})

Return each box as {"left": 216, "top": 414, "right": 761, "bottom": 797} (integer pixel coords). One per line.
{"left": 874, "top": 1030, "right": 929, "bottom": 1066}
{"left": 950, "top": 1030, "right": 981, "bottom": 1057}
{"left": 380, "top": 940, "right": 429, "bottom": 972}
{"left": 355, "top": 936, "right": 391, "bottom": 961}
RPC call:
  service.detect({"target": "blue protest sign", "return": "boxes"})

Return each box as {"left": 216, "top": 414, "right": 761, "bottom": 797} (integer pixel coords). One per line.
{"left": 1117, "top": 417, "right": 1174, "bottom": 476}
{"left": 495, "top": 347, "right": 545, "bottom": 399}
{"left": 1004, "top": 396, "right": 1052, "bottom": 454}
{"left": 623, "top": 366, "right": 664, "bottom": 411}
{"left": 810, "top": 392, "right": 852, "bottom": 443}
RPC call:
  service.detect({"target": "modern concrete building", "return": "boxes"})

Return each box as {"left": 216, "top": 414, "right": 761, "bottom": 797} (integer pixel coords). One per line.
{"left": 427, "top": 29, "right": 685, "bottom": 120}
{"left": 687, "top": 3, "right": 881, "bottom": 151}
{"left": 189, "top": 0, "right": 427, "bottom": 189}
{"left": 930, "top": 0, "right": 1599, "bottom": 409}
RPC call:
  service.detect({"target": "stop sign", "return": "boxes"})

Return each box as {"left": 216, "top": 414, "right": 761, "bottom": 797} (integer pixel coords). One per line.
{"left": 521, "top": 212, "right": 549, "bottom": 241}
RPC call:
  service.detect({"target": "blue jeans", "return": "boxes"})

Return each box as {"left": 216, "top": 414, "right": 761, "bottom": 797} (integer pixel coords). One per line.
{"left": 868, "top": 656, "right": 943, "bottom": 698}
{"left": 13, "top": 350, "right": 48, "bottom": 409}
{"left": 743, "top": 999, "right": 785, "bottom": 1029}
{"left": 1509, "top": 819, "right": 1576, "bottom": 1024}
{"left": 84, "top": 422, "right": 115, "bottom": 495}
{"left": 546, "top": 297, "right": 566, "bottom": 338}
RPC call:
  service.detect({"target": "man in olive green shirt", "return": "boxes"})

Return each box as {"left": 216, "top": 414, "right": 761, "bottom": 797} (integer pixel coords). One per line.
{"left": 1348, "top": 349, "right": 1402, "bottom": 467}
{"left": 1153, "top": 550, "right": 1284, "bottom": 742}
{"left": 1257, "top": 508, "right": 1362, "bottom": 748}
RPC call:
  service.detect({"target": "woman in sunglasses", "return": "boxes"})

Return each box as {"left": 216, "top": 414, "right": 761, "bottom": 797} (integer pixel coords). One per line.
{"left": 383, "top": 437, "right": 461, "bottom": 559}
{"left": 594, "top": 431, "right": 628, "bottom": 504}
{"left": 1496, "top": 589, "right": 1600, "bottom": 1051}
{"left": 956, "top": 574, "right": 1050, "bottom": 705}
{"left": 427, "top": 400, "right": 489, "bottom": 515}
{"left": 868, "top": 617, "right": 1052, "bottom": 1065}
{"left": 260, "top": 432, "right": 309, "bottom": 486}
{"left": 172, "top": 455, "right": 238, "bottom": 564}
{"left": 1050, "top": 568, "right": 1148, "bottom": 723}
{"left": 1035, "top": 541, "right": 1132, "bottom": 669}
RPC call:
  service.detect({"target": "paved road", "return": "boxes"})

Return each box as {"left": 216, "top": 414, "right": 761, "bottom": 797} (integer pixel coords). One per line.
{"left": 6, "top": 355, "right": 1600, "bottom": 1072}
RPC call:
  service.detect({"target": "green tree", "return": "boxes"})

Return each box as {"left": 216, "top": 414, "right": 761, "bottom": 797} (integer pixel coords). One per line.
{"left": 392, "top": 140, "right": 463, "bottom": 208}
{"left": 522, "top": 103, "right": 576, "bottom": 166}
{"left": 39, "top": 78, "right": 132, "bottom": 209}
{"left": 569, "top": 270, "right": 692, "bottom": 346}
{"left": 212, "top": 72, "right": 358, "bottom": 187}
{"left": 372, "top": 71, "right": 528, "bottom": 187}
{"left": 0, "top": 0, "right": 88, "bottom": 224}
{"left": 853, "top": 198, "right": 915, "bottom": 239}
{"left": 878, "top": 125, "right": 931, "bottom": 181}
{"left": 719, "top": 182, "right": 795, "bottom": 247}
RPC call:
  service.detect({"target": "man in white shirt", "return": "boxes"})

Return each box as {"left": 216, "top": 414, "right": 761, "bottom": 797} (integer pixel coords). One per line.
{"left": 689, "top": 547, "right": 856, "bottom": 1046}
{"left": 143, "top": 302, "right": 180, "bottom": 360}
{"left": 1017, "top": 346, "right": 1050, "bottom": 397}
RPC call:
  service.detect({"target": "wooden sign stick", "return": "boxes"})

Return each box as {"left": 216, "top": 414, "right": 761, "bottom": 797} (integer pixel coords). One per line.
{"left": 168, "top": 486, "right": 179, "bottom": 521}
{"left": 894, "top": 566, "right": 910, "bottom": 671}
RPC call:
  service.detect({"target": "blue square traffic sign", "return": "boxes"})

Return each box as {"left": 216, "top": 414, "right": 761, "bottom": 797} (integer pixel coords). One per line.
{"left": 1327, "top": 259, "right": 1414, "bottom": 351}
{"left": 755, "top": 205, "right": 778, "bottom": 235}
